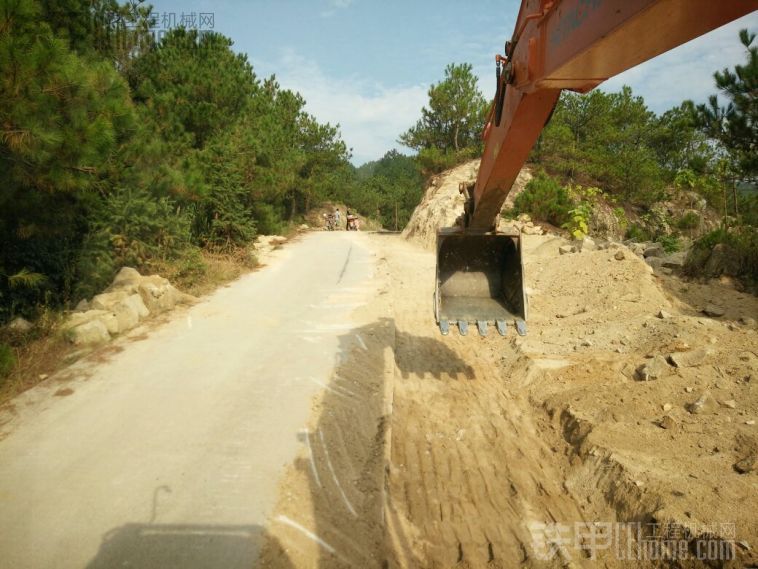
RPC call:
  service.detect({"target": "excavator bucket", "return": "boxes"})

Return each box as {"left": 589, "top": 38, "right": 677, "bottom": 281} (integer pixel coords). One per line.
{"left": 434, "top": 228, "right": 527, "bottom": 337}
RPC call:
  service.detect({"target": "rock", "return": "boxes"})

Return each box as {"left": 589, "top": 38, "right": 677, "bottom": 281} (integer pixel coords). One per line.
{"left": 720, "top": 399, "right": 737, "bottom": 409}
{"left": 658, "top": 415, "right": 677, "bottom": 430}
{"left": 733, "top": 455, "right": 755, "bottom": 474}
{"left": 635, "top": 355, "right": 670, "bottom": 381}
{"left": 580, "top": 237, "right": 597, "bottom": 252}
{"left": 661, "top": 252, "right": 686, "bottom": 269}
{"left": 6, "top": 317, "right": 33, "bottom": 333}
{"left": 704, "top": 243, "right": 741, "bottom": 277}
{"left": 559, "top": 245, "right": 575, "bottom": 255}
{"left": 65, "top": 309, "right": 120, "bottom": 336}
{"left": 702, "top": 303, "right": 726, "bottom": 318}
{"left": 614, "top": 250, "right": 625, "bottom": 261}
{"left": 643, "top": 244, "right": 664, "bottom": 258}
{"left": 668, "top": 348, "right": 712, "bottom": 368}
{"left": 75, "top": 299, "right": 90, "bottom": 312}
{"left": 657, "top": 309, "right": 672, "bottom": 319}
{"left": 65, "top": 319, "right": 110, "bottom": 345}
{"left": 702, "top": 303, "right": 725, "bottom": 317}
{"left": 630, "top": 243, "right": 646, "bottom": 256}
{"left": 746, "top": 420, "right": 756, "bottom": 426}
{"left": 739, "top": 317, "right": 757, "bottom": 329}
{"left": 581, "top": 339, "right": 593, "bottom": 347}
{"left": 38, "top": 373, "right": 48, "bottom": 380}
{"left": 685, "top": 386, "right": 694, "bottom": 393}
{"left": 522, "top": 224, "right": 544, "bottom": 235}
{"left": 645, "top": 257, "right": 664, "bottom": 271}
{"left": 138, "top": 278, "right": 179, "bottom": 312}
{"left": 111, "top": 267, "right": 142, "bottom": 287}
{"left": 662, "top": 403, "right": 673, "bottom": 412}
{"left": 298, "top": 224, "right": 309, "bottom": 231}
{"left": 91, "top": 292, "right": 149, "bottom": 332}
{"left": 687, "top": 391, "right": 717, "bottom": 415}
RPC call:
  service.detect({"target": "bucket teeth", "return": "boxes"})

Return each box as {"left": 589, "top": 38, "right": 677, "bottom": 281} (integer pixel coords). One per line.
{"left": 439, "top": 319, "right": 450, "bottom": 336}
{"left": 496, "top": 320, "right": 507, "bottom": 336}
{"left": 458, "top": 320, "right": 469, "bottom": 336}
{"left": 476, "top": 320, "right": 487, "bottom": 337}
{"left": 516, "top": 319, "right": 527, "bottom": 336}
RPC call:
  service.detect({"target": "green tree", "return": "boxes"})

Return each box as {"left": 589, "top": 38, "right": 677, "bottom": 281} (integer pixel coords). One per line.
{"left": 0, "top": 0, "right": 135, "bottom": 319}
{"left": 129, "top": 28, "right": 257, "bottom": 150}
{"left": 695, "top": 29, "right": 757, "bottom": 182}
{"left": 399, "top": 63, "right": 487, "bottom": 153}
{"left": 532, "top": 87, "right": 664, "bottom": 204}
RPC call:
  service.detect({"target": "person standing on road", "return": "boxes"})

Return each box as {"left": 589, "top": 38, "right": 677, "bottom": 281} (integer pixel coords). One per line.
{"left": 335, "top": 209, "right": 341, "bottom": 229}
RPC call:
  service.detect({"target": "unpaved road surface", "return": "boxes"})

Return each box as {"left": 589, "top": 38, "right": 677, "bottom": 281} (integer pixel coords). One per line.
{"left": 0, "top": 232, "right": 379, "bottom": 569}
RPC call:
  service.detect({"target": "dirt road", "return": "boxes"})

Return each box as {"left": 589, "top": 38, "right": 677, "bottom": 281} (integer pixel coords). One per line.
{"left": 0, "top": 232, "right": 379, "bottom": 569}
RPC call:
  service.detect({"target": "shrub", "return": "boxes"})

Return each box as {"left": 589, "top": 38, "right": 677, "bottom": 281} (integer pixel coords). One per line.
{"left": 626, "top": 223, "right": 652, "bottom": 242}
{"left": 416, "top": 147, "right": 478, "bottom": 176}
{"left": 251, "top": 202, "right": 282, "bottom": 236}
{"left": 685, "top": 226, "right": 758, "bottom": 281}
{"left": 677, "top": 211, "right": 700, "bottom": 230}
{"left": 0, "top": 343, "right": 15, "bottom": 380}
{"left": 510, "top": 175, "right": 572, "bottom": 227}
{"left": 75, "top": 189, "right": 195, "bottom": 300}
{"left": 659, "top": 235, "right": 681, "bottom": 253}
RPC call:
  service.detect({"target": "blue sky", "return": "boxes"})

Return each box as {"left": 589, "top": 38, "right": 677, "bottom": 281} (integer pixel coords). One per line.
{"left": 147, "top": 0, "right": 757, "bottom": 164}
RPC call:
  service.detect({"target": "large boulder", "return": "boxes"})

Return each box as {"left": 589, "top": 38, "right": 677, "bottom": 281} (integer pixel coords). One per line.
{"left": 87, "top": 290, "right": 149, "bottom": 335}
{"left": 66, "top": 309, "right": 119, "bottom": 336}
{"left": 6, "top": 317, "right": 33, "bottom": 333}
{"left": 703, "top": 243, "right": 741, "bottom": 277}
{"left": 643, "top": 243, "right": 664, "bottom": 258}
{"left": 65, "top": 319, "right": 111, "bottom": 345}
{"left": 661, "top": 252, "right": 686, "bottom": 269}
{"left": 63, "top": 267, "right": 195, "bottom": 344}
{"left": 111, "top": 267, "right": 142, "bottom": 288}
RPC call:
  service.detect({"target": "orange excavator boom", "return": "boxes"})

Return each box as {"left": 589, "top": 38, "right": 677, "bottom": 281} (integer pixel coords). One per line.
{"left": 435, "top": 0, "right": 757, "bottom": 337}
{"left": 471, "top": 0, "right": 757, "bottom": 229}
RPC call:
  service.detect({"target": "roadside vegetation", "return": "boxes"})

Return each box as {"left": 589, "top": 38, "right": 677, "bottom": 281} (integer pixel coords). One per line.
{"left": 0, "top": 0, "right": 425, "bottom": 391}
{"left": 509, "top": 29, "right": 757, "bottom": 286}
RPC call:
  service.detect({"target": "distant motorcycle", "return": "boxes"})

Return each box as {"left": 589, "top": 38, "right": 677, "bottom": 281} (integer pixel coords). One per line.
{"left": 346, "top": 214, "right": 359, "bottom": 231}
{"left": 324, "top": 214, "right": 336, "bottom": 231}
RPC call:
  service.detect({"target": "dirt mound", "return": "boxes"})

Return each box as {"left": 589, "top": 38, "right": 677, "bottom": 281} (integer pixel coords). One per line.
{"left": 402, "top": 160, "right": 532, "bottom": 249}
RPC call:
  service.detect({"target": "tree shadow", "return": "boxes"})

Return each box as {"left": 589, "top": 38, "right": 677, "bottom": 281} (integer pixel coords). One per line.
{"left": 86, "top": 522, "right": 294, "bottom": 569}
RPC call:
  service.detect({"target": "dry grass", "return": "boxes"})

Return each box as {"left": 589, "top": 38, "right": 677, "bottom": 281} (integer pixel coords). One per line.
{"left": 0, "top": 315, "right": 72, "bottom": 406}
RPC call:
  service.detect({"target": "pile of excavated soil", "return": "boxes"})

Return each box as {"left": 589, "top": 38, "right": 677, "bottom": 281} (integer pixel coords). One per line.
{"left": 401, "top": 160, "right": 532, "bottom": 249}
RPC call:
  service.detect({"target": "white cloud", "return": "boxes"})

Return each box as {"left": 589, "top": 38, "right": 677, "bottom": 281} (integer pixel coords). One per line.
{"left": 598, "top": 17, "right": 756, "bottom": 112}
{"left": 321, "top": 0, "right": 354, "bottom": 19}
{"left": 472, "top": 15, "right": 756, "bottom": 114}
{"left": 257, "top": 49, "right": 427, "bottom": 164}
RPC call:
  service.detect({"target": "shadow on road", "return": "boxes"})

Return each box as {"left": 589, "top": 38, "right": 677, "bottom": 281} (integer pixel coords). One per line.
{"left": 86, "top": 522, "right": 294, "bottom": 569}
{"left": 87, "top": 318, "right": 472, "bottom": 569}
{"left": 259, "top": 316, "right": 475, "bottom": 568}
